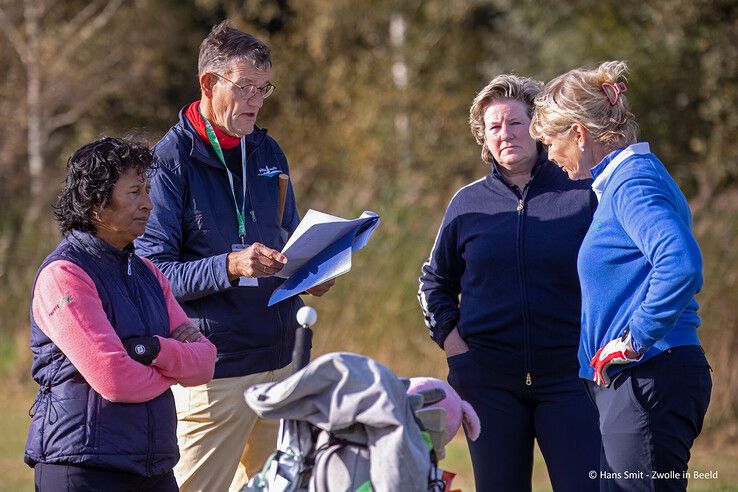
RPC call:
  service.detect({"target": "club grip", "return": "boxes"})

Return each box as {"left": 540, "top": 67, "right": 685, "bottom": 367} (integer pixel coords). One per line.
{"left": 292, "top": 326, "right": 313, "bottom": 371}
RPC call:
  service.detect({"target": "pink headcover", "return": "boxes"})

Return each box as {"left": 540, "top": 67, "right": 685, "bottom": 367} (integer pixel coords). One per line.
{"left": 407, "top": 377, "right": 481, "bottom": 442}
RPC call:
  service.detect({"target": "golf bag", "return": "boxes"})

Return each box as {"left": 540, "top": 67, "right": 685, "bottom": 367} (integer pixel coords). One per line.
{"left": 240, "top": 352, "right": 445, "bottom": 492}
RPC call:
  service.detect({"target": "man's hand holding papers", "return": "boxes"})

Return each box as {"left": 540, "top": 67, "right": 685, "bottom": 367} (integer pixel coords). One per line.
{"left": 268, "top": 210, "right": 380, "bottom": 306}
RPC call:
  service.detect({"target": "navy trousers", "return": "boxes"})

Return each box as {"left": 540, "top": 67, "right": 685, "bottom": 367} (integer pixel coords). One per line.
{"left": 585, "top": 345, "right": 712, "bottom": 492}
{"left": 448, "top": 351, "right": 601, "bottom": 492}
{"left": 34, "top": 463, "right": 178, "bottom": 492}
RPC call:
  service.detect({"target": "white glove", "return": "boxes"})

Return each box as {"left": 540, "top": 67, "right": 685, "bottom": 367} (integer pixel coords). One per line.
{"left": 590, "top": 330, "right": 643, "bottom": 387}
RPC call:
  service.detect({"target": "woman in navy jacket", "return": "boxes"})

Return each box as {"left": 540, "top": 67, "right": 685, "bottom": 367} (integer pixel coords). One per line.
{"left": 418, "top": 74, "right": 600, "bottom": 491}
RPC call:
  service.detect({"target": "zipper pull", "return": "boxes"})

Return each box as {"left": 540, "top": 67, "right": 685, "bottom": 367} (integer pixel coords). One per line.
{"left": 250, "top": 210, "right": 257, "bottom": 222}
{"left": 127, "top": 254, "right": 132, "bottom": 276}
{"left": 517, "top": 199, "right": 525, "bottom": 213}
{"left": 525, "top": 372, "right": 532, "bottom": 386}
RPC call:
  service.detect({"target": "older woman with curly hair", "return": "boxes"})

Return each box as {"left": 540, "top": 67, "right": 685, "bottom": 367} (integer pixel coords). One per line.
{"left": 419, "top": 74, "right": 600, "bottom": 491}
{"left": 531, "top": 61, "right": 711, "bottom": 491}
{"left": 25, "top": 137, "right": 216, "bottom": 491}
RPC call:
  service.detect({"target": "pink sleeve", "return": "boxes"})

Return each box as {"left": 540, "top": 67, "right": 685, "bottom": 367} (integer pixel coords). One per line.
{"left": 142, "top": 258, "right": 217, "bottom": 386}
{"left": 32, "top": 260, "right": 176, "bottom": 403}
{"left": 154, "top": 336, "right": 216, "bottom": 386}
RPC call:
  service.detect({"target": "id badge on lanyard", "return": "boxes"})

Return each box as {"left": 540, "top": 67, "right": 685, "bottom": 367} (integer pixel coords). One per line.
{"left": 200, "top": 110, "right": 258, "bottom": 287}
{"left": 230, "top": 243, "right": 259, "bottom": 287}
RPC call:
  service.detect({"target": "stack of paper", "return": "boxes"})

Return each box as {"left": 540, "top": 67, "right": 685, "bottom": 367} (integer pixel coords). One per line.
{"left": 268, "top": 209, "right": 380, "bottom": 306}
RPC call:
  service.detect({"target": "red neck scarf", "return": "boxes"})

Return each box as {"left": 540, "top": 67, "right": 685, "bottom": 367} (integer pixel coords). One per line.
{"left": 185, "top": 101, "right": 241, "bottom": 150}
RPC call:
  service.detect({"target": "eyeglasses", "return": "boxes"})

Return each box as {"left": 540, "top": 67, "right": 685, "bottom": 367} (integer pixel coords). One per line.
{"left": 211, "top": 73, "right": 275, "bottom": 100}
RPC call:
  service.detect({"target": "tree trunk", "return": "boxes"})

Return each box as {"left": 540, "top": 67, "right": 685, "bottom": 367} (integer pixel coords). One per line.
{"left": 390, "top": 12, "right": 412, "bottom": 170}
{"left": 25, "top": 0, "right": 44, "bottom": 199}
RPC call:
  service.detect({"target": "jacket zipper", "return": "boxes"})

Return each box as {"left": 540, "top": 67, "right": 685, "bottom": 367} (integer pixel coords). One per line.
{"left": 243, "top": 144, "right": 265, "bottom": 243}
{"left": 211, "top": 135, "right": 265, "bottom": 242}
{"left": 146, "top": 401, "right": 154, "bottom": 475}
{"left": 515, "top": 193, "right": 532, "bottom": 386}
{"left": 243, "top": 141, "right": 287, "bottom": 366}
{"left": 127, "top": 253, "right": 156, "bottom": 473}
{"left": 512, "top": 181, "right": 535, "bottom": 388}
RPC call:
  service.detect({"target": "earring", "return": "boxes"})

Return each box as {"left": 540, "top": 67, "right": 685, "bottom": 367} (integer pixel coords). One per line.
{"left": 578, "top": 144, "right": 585, "bottom": 152}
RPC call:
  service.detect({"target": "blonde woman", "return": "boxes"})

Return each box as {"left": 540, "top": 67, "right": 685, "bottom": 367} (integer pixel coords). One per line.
{"left": 531, "top": 61, "right": 711, "bottom": 492}
{"left": 419, "top": 74, "right": 600, "bottom": 491}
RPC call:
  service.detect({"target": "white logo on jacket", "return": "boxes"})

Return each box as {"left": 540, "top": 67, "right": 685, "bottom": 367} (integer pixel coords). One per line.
{"left": 258, "top": 165, "right": 281, "bottom": 177}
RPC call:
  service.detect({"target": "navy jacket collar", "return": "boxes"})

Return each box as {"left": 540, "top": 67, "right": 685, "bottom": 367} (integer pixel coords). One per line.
{"left": 66, "top": 230, "right": 133, "bottom": 264}
{"left": 489, "top": 149, "right": 549, "bottom": 184}
{"left": 175, "top": 106, "right": 269, "bottom": 169}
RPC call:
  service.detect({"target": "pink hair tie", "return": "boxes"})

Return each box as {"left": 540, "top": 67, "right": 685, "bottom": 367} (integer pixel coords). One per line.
{"left": 602, "top": 81, "right": 628, "bottom": 106}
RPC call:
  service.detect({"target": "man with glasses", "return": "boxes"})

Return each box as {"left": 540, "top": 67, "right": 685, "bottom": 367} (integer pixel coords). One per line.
{"left": 136, "top": 21, "right": 333, "bottom": 492}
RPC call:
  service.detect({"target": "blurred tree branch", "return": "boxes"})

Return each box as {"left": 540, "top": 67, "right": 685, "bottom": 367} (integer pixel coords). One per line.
{"left": 0, "top": 0, "right": 125, "bottom": 201}
{"left": 0, "top": 6, "right": 30, "bottom": 65}
{"left": 49, "top": 0, "right": 124, "bottom": 74}
{"left": 0, "top": 0, "right": 199, "bottom": 302}
{"left": 46, "top": 51, "right": 129, "bottom": 132}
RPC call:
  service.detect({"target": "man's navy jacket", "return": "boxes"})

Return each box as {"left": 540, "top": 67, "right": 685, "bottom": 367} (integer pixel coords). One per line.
{"left": 136, "top": 108, "right": 303, "bottom": 378}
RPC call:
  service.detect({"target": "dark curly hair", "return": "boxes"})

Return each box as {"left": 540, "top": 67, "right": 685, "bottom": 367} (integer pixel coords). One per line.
{"left": 54, "top": 137, "right": 154, "bottom": 236}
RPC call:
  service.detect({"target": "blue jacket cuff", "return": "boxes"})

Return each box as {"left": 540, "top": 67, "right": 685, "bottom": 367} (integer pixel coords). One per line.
{"left": 213, "top": 253, "right": 234, "bottom": 291}
{"left": 627, "top": 325, "right": 649, "bottom": 354}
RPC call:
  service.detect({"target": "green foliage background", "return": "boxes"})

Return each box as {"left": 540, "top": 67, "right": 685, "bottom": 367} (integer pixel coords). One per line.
{"left": 1, "top": 3, "right": 737, "bottom": 484}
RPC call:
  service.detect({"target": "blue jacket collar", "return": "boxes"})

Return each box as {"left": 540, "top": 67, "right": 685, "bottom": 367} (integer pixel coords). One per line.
{"left": 590, "top": 142, "right": 652, "bottom": 201}
{"left": 590, "top": 147, "right": 626, "bottom": 181}
{"left": 175, "top": 105, "right": 269, "bottom": 168}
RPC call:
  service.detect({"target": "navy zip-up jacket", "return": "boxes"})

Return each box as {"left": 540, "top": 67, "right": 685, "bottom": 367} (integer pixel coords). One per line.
{"left": 26, "top": 232, "right": 178, "bottom": 476}
{"left": 418, "top": 154, "right": 596, "bottom": 380}
{"left": 135, "top": 108, "right": 303, "bottom": 378}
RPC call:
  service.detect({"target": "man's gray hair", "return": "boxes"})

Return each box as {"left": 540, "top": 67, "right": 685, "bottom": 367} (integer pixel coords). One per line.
{"left": 198, "top": 20, "right": 272, "bottom": 76}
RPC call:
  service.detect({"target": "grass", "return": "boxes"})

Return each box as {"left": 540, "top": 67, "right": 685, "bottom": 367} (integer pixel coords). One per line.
{"left": 443, "top": 433, "right": 738, "bottom": 491}
{"left": 3, "top": 384, "right": 738, "bottom": 492}
{"left": 0, "top": 386, "right": 36, "bottom": 492}
{"left": 443, "top": 435, "right": 553, "bottom": 491}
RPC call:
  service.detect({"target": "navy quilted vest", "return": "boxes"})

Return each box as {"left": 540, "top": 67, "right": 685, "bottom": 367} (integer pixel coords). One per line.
{"left": 24, "top": 231, "right": 178, "bottom": 476}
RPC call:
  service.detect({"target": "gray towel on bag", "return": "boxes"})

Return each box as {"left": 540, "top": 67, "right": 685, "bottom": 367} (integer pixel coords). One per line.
{"left": 244, "top": 352, "right": 431, "bottom": 492}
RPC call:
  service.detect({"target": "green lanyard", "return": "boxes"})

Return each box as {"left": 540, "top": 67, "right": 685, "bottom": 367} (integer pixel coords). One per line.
{"left": 199, "top": 111, "right": 247, "bottom": 239}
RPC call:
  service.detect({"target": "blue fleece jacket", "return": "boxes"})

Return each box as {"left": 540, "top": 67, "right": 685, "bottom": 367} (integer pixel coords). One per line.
{"left": 577, "top": 142, "right": 703, "bottom": 380}
{"left": 419, "top": 153, "right": 596, "bottom": 380}
{"left": 135, "top": 107, "right": 303, "bottom": 378}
